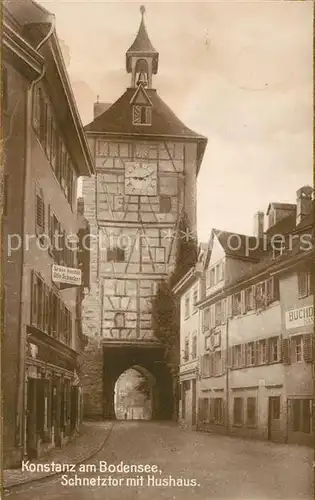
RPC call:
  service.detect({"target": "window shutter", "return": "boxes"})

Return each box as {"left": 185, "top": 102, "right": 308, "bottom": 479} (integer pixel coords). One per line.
{"left": 44, "top": 285, "right": 50, "bottom": 334}
{"left": 210, "top": 399, "right": 215, "bottom": 423}
{"left": 221, "top": 349, "right": 226, "bottom": 373}
{"left": 30, "top": 271, "right": 37, "bottom": 327}
{"left": 273, "top": 277, "right": 280, "bottom": 301}
{"left": 241, "top": 344, "right": 246, "bottom": 366}
{"left": 35, "top": 186, "right": 45, "bottom": 235}
{"left": 226, "top": 295, "right": 232, "bottom": 318}
{"left": 282, "top": 338, "right": 291, "bottom": 365}
{"left": 210, "top": 305, "right": 215, "bottom": 329}
{"left": 221, "top": 299, "right": 226, "bottom": 324}
{"left": 228, "top": 347, "right": 233, "bottom": 368}
{"left": 303, "top": 334, "right": 312, "bottom": 363}
{"left": 252, "top": 285, "right": 256, "bottom": 309}
{"left": 298, "top": 272, "right": 308, "bottom": 298}
{"left": 254, "top": 341, "right": 259, "bottom": 365}
{"left": 277, "top": 336, "right": 283, "bottom": 362}
{"left": 241, "top": 290, "right": 246, "bottom": 314}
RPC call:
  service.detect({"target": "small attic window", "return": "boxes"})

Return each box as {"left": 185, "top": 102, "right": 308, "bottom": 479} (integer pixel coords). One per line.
{"left": 133, "top": 105, "right": 152, "bottom": 126}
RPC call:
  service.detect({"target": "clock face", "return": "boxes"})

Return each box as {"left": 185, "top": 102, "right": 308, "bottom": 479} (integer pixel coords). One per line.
{"left": 125, "top": 162, "right": 157, "bottom": 196}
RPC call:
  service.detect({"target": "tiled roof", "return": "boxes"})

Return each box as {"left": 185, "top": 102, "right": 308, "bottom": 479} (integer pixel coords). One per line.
{"left": 85, "top": 88, "right": 206, "bottom": 139}
{"left": 213, "top": 229, "right": 267, "bottom": 261}
{"left": 126, "top": 18, "right": 157, "bottom": 54}
{"left": 266, "top": 202, "right": 296, "bottom": 215}
{"left": 85, "top": 88, "right": 207, "bottom": 170}
{"left": 265, "top": 212, "right": 296, "bottom": 237}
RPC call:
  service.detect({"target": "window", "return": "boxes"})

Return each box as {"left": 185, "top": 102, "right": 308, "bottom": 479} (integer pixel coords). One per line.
{"left": 233, "top": 345, "right": 242, "bottom": 368}
{"left": 215, "top": 301, "right": 222, "bottom": 326}
{"left": 192, "top": 288, "right": 198, "bottom": 313}
{"left": 209, "top": 268, "right": 215, "bottom": 287}
{"left": 203, "top": 308, "right": 210, "bottom": 332}
{"left": 291, "top": 335, "right": 303, "bottom": 363}
{"left": 160, "top": 196, "right": 172, "bottom": 213}
{"left": 272, "top": 236, "right": 285, "bottom": 259}
{"left": 114, "top": 312, "right": 125, "bottom": 328}
{"left": 132, "top": 105, "right": 152, "bottom": 125}
{"left": 35, "top": 186, "right": 45, "bottom": 235}
{"left": 201, "top": 353, "right": 211, "bottom": 377}
{"left": 245, "top": 342, "right": 255, "bottom": 366}
{"left": 258, "top": 339, "right": 268, "bottom": 364}
{"left": 246, "top": 397, "right": 256, "bottom": 426}
{"left": 33, "top": 85, "right": 75, "bottom": 208}
{"left": 214, "top": 351, "right": 222, "bottom": 375}
{"left": 232, "top": 292, "right": 242, "bottom": 315}
{"left": 192, "top": 336, "right": 197, "bottom": 359}
{"left": 269, "top": 337, "right": 279, "bottom": 362}
{"left": 183, "top": 339, "right": 189, "bottom": 361}
{"left": 184, "top": 294, "right": 190, "bottom": 318}
{"left": 213, "top": 398, "right": 224, "bottom": 424}
{"left": 218, "top": 261, "right": 224, "bottom": 282}
{"left": 199, "top": 398, "right": 210, "bottom": 423}
{"left": 107, "top": 247, "right": 125, "bottom": 262}
{"left": 270, "top": 396, "right": 280, "bottom": 420}
{"left": 39, "top": 94, "right": 47, "bottom": 147}
{"left": 3, "top": 175, "right": 8, "bottom": 216}
{"left": 233, "top": 398, "right": 243, "bottom": 425}
{"left": 245, "top": 287, "right": 254, "bottom": 312}
{"left": 31, "top": 271, "right": 71, "bottom": 346}
{"left": 298, "top": 271, "right": 309, "bottom": 298}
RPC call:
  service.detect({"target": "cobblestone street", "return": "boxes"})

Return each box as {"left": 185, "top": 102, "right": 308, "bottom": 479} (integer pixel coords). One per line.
{"left": 4, "top": 421, "right": 313, "bottom": 500}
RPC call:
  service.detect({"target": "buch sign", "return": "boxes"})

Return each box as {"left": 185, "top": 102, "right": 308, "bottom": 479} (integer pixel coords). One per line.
{"left": 52, "top": 264, "right": 82, "bottom": 286}
{"left": 285, "top": 306, "right": 314, "bottom": 330}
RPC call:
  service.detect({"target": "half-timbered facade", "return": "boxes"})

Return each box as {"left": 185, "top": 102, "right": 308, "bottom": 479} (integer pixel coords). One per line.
{"left": 81, "top": 7, "right": 207, "bottom": 419}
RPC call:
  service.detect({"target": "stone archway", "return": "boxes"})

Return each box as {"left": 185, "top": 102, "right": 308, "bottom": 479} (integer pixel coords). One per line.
{"left": 114, "top": 365, "right": 155, "bottom": 420}
{"left": 102, "top": 344, "right": 174, "bottom": 421}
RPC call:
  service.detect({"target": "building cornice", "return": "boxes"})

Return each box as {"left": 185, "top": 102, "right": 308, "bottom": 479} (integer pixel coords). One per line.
{"left": 46, "top": 33, "right": 94, "bottom": 176}
{"left": 172, "top": 267, "right": 199, "bottom": 295}
{"left": 197, "top": 249, "right": 313, "bottom": 309}
{"left": 3, "top": 21, "right": 44, "bottom": 79}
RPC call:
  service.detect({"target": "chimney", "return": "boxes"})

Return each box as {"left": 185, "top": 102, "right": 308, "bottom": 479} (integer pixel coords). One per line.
{"left": 93, "top": 100, "right": 112, "bottom": 119}
{"left": 296, "top": 185, "right": 313, "bottom": 225}
{"left": 253, "top": 211, "right": 264, "bottom": 238}
{"left": 77, "top": 197, "right": 84, "bottom": 216}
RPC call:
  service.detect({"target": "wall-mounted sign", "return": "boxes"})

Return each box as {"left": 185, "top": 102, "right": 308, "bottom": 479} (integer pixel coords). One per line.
{"left": 285, "top": 306, "right": 314, "bottom": 330}
{"left": 52, "top": 264, "right": 82, "bottom": 286}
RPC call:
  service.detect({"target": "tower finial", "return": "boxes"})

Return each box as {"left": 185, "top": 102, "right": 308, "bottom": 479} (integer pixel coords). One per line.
{"left": 140, "top": 5, "right": 145, "bottom": 19}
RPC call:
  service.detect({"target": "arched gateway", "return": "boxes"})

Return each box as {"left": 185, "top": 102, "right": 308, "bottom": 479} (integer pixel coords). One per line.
{"left": 80, "top": 7, "right": 207, "bottom": 421}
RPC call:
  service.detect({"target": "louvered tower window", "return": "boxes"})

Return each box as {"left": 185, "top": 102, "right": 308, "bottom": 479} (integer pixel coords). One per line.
{"left": 132, "top": 105, "right": 152, "bottom": 125}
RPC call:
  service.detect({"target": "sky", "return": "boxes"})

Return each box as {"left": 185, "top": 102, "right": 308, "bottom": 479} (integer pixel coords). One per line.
{"left": 40, "top": 0, "right": 313, "bottom": 242}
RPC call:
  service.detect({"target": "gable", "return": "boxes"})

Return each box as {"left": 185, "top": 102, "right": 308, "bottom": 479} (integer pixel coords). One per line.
{"left": 208, "top": 234, "right": 225, "bottom": 269}
{"left": 130, "top": 85, "right": 153, "bottom": 106}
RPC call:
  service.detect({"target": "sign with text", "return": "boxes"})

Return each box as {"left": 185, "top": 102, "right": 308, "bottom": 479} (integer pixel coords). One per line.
{"left": 52, "top": 264, "right": 82, "bottom": 286}
{"left": 285, "top": 306, "right": 314, "bottom": 330}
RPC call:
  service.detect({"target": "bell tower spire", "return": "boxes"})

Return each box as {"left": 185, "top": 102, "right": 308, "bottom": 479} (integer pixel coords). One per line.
{"left": 126, "top": 5, "right": 159, "bottom": 89}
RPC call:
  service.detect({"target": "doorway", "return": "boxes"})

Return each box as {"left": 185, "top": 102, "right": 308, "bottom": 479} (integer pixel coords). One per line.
{"left": 192, "top": 379, "right": 197, "bottom": 426}
{"left": 26, "top": 378, "right": 37, "bottom": 458}
{"left": 268, "top": 396, "right": 281, "bottom": 442}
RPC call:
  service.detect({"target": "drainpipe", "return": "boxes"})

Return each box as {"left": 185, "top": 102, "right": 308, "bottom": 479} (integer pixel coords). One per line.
{"left": 225, "top": 316, "right": 230, "bottom": 435}
{"left": 17, "top": 16, "right": 55, "bottom": 457}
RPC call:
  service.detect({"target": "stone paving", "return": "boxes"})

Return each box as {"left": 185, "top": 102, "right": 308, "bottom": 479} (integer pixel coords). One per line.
{"left": 3, "top": 421, "right": 113, "bottom": 490}
{"left": 3, "top": 421, "right": 313, "bottom": 499}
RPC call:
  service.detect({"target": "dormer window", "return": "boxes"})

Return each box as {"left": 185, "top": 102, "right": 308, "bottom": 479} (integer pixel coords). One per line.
{"left": 133, "top": 105, "right": 152, "bottom": 126}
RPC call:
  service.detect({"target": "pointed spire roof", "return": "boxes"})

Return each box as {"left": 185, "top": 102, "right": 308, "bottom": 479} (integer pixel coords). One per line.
{"left": 127, "top": 6, "right": 157, "bottom": 54}
{"left": 126, "top": 6, "right": 159, "bottom": 74}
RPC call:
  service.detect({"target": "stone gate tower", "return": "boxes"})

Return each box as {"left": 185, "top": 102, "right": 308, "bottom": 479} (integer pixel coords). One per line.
{"left": 81, "top": 6, "right": 207, "bottom": 419}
